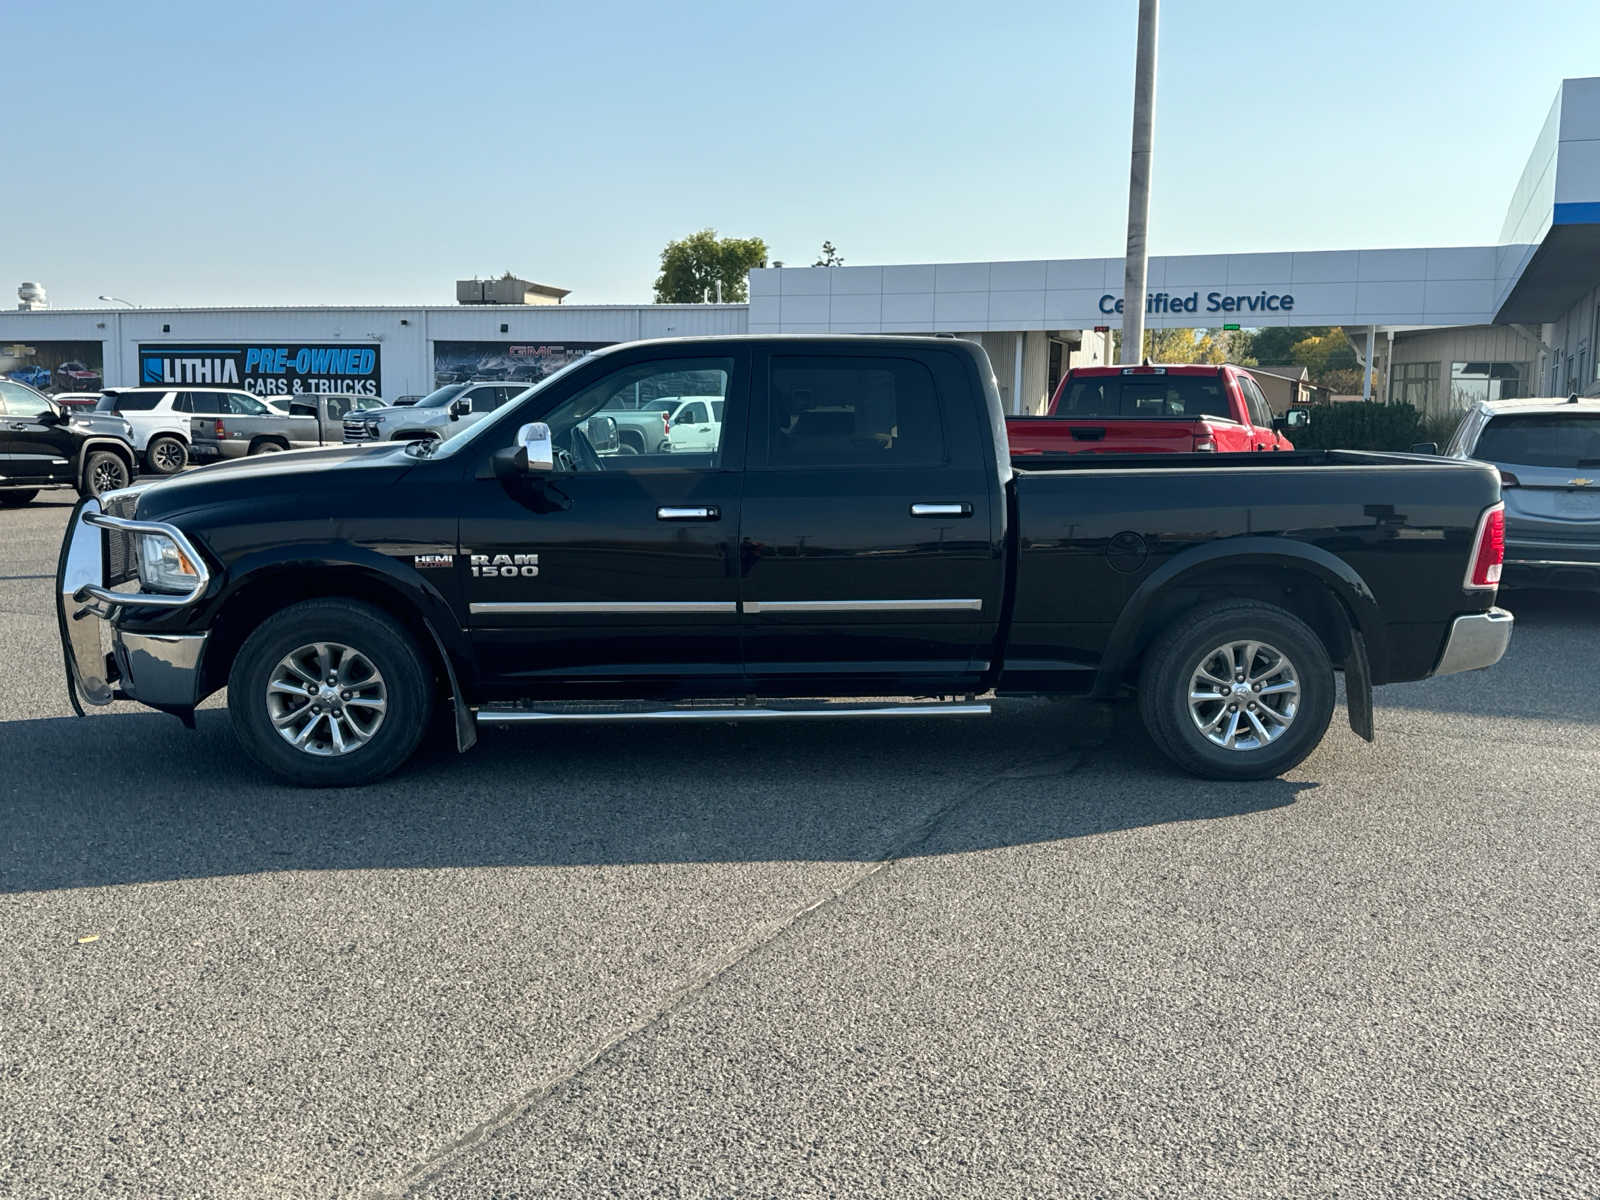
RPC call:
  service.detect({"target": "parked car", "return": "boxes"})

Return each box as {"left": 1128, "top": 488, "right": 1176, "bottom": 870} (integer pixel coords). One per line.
{"left": 1420, "top": 394, "right": 1600, "bottom": 590}
{"left": 0, "top": 378, "right": 136, "bottom": 505}
{"left": 191, "top": 392, "right": 383, "bottom": 460}
{"left": 391, "top": 394, "right": 423, "bottom": 407}
{"left": 265, "top": 392, "right": 383, "bottom": 417}
{"left": 6, "top": 365, "right": 53, "bottom": 390}
{"left": 82, "top": 387, "right": 304, "bottom": 475}
{"left": 57, "top": 334, "right": 1512, "bottom": 788}
{"left": 1007, "top": 364, "right": 1306, "bottom": 456}
{"left": 52, "top": 392, "right": 105, "bottom": 411}
{"left": 341, "top": 381, "right": 528, "bottom": 444}
{"left": 52, "top": 360, "right": 103, "bottom": 393}
{"left": 664, "top": 396, "right": 724, "bottom": 453}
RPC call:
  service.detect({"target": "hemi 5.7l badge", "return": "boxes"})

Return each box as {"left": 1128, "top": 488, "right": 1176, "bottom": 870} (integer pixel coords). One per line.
{"left": 413, "top": 554, "right": 455, "bottom": 569}
{"left": 471, "top": 553, "right": 539, "bottom": 578}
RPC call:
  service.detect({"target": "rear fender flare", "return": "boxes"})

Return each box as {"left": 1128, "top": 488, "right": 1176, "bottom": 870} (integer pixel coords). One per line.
{"left": 1091, "top": 536, "right": 1385, "bottom": 699}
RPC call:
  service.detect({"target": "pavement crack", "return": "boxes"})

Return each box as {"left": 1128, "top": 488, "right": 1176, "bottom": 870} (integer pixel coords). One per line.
{"left": 372, "top": 750, "right": 1084, "bottom": 1198}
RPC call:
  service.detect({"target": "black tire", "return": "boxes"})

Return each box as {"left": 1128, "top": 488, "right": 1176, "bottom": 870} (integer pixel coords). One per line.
{"left": 80, "top": 451, "right": 131, "bottom": 498}
{"left": 0, "top": 490, "right": 39, "bottom": 507}
{"left": 618, "top": 431, "right": 645, "bottom": 455}
{"left": 248, "top": 439, "right": 287, "bottom": 455}
{"left": 1137, "top": 600, "right": 1335, "bottom": 781}
{"left": 145, "top": 435, "right": 188, "bottom": 475}
{"left": 228, "top": 598, "right": 434, "bottom": 787}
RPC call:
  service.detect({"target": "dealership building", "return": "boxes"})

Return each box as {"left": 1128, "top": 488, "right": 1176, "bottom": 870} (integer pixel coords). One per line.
{"left": 4, "top": 76, "right": 1597, "bottom": 418}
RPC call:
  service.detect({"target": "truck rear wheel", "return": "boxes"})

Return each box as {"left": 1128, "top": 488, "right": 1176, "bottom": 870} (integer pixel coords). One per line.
{"left": 1137, "top": 600, "right": 1334, "bottom": 781}
{"left": 228, "top": 598, "right": 433, "bottom": 787}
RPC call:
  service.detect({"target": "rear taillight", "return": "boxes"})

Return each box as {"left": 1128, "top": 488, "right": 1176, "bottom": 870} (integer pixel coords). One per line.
{"left": 213, "top": 419, "right": 226, "bottom": 438}
{"left": 1195, "top": 439, "right": 1216, "bottom": 452}
{"left": 1465, "top": 503, "right": 1505, "bottom": 590}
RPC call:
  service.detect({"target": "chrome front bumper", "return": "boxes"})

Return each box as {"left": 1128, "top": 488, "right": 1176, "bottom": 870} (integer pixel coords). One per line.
{"left": 1430, "top": 607, "right": 1515, "bottom": 678}
{"left": 57, "top": 497, "right": 210, "bottom": 711}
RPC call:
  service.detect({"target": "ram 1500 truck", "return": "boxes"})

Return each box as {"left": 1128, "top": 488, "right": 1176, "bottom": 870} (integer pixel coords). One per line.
{"left": 56, "top": 335, "right": 1513, "bottom": 788}
{"left": 1008, "top": 363, "right": 1307, "bottom": 455}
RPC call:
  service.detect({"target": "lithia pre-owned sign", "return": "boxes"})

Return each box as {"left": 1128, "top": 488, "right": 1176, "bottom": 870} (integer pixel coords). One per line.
{"left": 138, "top": 343, "right": 382, "bottom": 396}
{"left": 1098, "top": 291, "right": 1295, "bottom": 315}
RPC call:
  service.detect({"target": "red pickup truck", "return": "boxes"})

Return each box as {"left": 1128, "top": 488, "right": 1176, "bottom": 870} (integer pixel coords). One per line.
{"left": 1008, "top": 363, "right": 1307, "bottom": 455}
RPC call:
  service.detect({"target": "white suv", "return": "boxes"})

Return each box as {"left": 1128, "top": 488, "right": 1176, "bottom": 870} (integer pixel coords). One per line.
{"left": 77, "top": 387, "right": 269, "bottom": 475}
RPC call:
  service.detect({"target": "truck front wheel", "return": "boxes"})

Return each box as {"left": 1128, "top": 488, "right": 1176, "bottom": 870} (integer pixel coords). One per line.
{"left": 1137, "top": 600, "right": 1335, "bottom": 781}
{"left": 228, "top": 598, "right": 434, "bottom": 787}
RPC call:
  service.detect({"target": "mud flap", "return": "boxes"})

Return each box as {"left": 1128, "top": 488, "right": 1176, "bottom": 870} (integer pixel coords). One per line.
{"left": 1344, "top": 630, "right": 1375, "bottom": 743}
{"left": 422, "top": 617, "right": 477, "bottom": 754}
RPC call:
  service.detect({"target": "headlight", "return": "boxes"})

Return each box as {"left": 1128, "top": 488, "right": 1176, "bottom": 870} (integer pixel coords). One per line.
{"left": 135, "top": 532, "right": 202, "bottom": 594}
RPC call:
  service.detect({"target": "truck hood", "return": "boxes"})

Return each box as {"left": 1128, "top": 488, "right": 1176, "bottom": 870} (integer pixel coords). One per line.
{"left": 129, "top": 442, "right": 415, "bottom": 521}
{"left": 359, "top": 405, "right": 440, "bottom": 422}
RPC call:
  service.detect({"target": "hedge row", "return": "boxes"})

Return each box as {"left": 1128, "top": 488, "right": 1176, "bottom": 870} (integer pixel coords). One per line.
{"left": 1291, "top": 402, "right": 1448, "bottom": 451}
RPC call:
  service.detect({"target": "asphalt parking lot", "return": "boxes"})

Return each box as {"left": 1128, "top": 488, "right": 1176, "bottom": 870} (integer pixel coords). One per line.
{"left": 2, "top": 490, "right": 1597, "bottom": 1199}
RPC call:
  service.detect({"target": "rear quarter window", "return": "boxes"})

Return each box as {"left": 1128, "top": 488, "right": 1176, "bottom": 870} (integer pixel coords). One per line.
{"left": 107, "top": 392, "right": 166, "bottom": 412}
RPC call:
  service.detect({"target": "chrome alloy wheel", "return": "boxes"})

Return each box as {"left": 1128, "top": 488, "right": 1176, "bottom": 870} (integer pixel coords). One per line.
{"left": 265, "top": 642, "right": 387, "bottom": 757}
{"left": 1187, "top": 640, "right": 1300, "bottom": 751}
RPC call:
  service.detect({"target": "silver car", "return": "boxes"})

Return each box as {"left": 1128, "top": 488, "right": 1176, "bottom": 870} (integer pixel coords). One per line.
{"left": 1432, "top": 395, "right": 1600, "bottom": 590}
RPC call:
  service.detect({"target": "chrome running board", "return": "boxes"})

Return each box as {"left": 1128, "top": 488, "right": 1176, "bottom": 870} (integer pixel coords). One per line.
{"left": 475, "top": 699, "right": 991, "bottom": 725}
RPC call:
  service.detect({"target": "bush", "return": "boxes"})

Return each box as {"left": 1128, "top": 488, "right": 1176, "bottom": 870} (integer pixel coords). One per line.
{"left": 1293, "top": 402, "right": 1423, "bottom": 451}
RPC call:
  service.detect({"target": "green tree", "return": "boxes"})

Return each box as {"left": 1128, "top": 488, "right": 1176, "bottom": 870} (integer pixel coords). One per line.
{"left": 1251, "top": 325, "right": 1328, "bottom": 365}
{"left": 813, "top": 240, "right": 844, "bottom": 267}
{"left": 1114, "top": 327, "right": 1230, "bottom": 364}
{"left": 653, "top": 229, "right": 768, "bottom": 304}
{"left": 1289, "top": 327, "right": 1358, "bottom": 375}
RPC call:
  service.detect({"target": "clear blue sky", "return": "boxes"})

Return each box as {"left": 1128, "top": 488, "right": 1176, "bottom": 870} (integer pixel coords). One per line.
{"left": 16, "top": 0, "right": 1600, "bottom": 308}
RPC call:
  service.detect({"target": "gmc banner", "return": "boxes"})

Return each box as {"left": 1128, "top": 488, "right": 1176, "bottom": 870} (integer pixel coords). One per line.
{"left": 138, "top": 343, "right": 382, "bottom": 397}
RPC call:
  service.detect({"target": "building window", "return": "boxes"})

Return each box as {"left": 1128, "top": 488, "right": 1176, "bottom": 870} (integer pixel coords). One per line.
{"left": 1389, "top": 361, "right": 1438, "bottom": 408}
{"left": 1450, "top": 361, "right": 1527, "bottom": 408}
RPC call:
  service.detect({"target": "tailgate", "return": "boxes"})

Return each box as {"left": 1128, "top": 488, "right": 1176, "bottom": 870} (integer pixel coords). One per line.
{"left": 1007, "top": 416, "right": 1202, "bottom": 456}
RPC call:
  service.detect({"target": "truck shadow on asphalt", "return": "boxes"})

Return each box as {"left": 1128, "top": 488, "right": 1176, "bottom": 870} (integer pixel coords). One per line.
{"left": 0, "top": 700, "right": 1315, "bottom": 893}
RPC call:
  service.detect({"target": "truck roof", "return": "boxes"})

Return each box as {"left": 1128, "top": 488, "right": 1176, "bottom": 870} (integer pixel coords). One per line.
{"left": 1068, "top": 364, "right": 1233, "bottom": 377}
{"left": 1479, "top": 395, "right": 1600, "bottom": 416}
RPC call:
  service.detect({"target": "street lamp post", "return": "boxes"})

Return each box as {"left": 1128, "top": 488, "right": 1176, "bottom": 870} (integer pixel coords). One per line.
{"left": 1120, "top": 0, "right": 1159, "bottom": 364}
{"left": 97, "top": 295, "right": 136, "bottom": 308}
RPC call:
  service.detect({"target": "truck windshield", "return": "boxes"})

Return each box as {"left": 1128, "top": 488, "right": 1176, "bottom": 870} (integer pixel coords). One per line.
{"left": 411, "top": 383, "right": 471, "bottom": 409}
{"left": 1058, "top": 375, "right": 1232, "bottom": 420}
{"left": 1474, "top": 413, "right": 1600, "bottom": 467}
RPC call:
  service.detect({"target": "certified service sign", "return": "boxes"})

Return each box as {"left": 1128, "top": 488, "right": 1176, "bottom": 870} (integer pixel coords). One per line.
{"left": 138, "top": 343, "right": 382, "bottom": 397}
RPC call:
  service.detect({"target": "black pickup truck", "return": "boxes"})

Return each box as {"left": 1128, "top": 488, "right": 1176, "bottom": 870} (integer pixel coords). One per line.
{"left": 57, "top": 335, "right": 1513, "bottom": 787}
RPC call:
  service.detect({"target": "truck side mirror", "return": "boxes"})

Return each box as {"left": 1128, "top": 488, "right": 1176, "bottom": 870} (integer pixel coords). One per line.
{"left": 1272, "top": 408, "right": 1310, "bottom": 432}
{"left": 516, "top": 422, "right": 555, "bottom": 472}
{"left": 583, "top": 414, "right": 619, "bottom": 453}
{"left": 449, "top": 397, "right": 472, "bottom": 418}
{"left": 1410, "top": 442, "right": 1440, "bottom": 455}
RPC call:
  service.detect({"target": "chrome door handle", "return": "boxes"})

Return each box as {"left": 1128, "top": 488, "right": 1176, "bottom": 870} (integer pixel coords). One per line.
{"left": 910, "top": 502, "right": 972, "bottom": 518}
{"left": 657, "top": 505, "right": 719, "bottom": 521}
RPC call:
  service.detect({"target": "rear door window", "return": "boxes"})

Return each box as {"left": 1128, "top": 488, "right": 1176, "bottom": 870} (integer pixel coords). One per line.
{"left": 767, "top": 356, "right": 945, "bottom": 467}
{"left": 1057, "top": 373, "right": 1231, "bottom": 419}
{"left": 1239, "top": 376, "right": 1275, "bottom": 428}
{"left": 1473, "top": 414, "right": 1600, "bottom": 468}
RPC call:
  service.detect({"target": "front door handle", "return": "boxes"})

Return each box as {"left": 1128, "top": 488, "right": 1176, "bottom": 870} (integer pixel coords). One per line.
{"left": 657, "top": 505, "right": 720, "bottom": 521}
{"left": 910, "top": 502, "right": 972, "bottom": 518}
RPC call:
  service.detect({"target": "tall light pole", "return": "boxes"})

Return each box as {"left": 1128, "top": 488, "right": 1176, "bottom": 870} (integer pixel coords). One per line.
{"left": 1120, "top": 0, "right": 1159, "bottom": 364}
{"left": 97, "top": 294, "right": 136, "bottom": 308}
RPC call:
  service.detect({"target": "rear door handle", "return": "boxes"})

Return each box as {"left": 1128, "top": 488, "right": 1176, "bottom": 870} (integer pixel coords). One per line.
{"left": 657, "top": 505, "right": 719, "bottom": 521}
{"left": 910, "top": 503, "right": 973, "bottom": 518}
